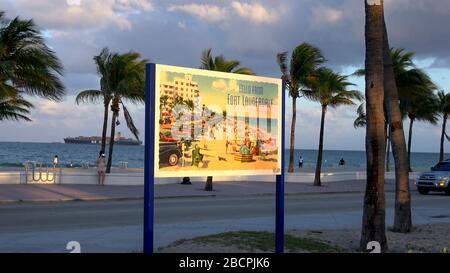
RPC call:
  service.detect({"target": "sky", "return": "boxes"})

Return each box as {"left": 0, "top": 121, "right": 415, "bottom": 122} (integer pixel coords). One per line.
{"left": 1, "top": 0, "right": 450, "bottom": 153}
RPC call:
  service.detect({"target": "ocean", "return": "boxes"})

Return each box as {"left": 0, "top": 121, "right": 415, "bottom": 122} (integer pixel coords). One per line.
{"left": 0, "top": 141, "right": 446, "bottom": 172}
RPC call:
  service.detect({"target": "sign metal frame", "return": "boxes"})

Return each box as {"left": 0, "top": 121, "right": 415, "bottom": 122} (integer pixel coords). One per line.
{"left": 144, "top": 63, "right": 285, "bottom": 253}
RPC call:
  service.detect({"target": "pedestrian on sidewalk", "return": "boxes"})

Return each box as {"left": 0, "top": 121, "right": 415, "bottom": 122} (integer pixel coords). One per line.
{"left": 96, "top": 151, "right": 106, "bottom": 186}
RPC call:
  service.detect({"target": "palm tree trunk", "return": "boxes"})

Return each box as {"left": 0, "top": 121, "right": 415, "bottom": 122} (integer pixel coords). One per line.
{"left": 383, "top": 20, "right": 412, "bottom": 233}
{"left": 101, "top": 99, "right": 109, "bottom": 152}
{"left": 314, "top": 105, "right": 326, "bottom": 187}
{"left": 106, "top": 109, "right": 118, "bottom": 173}
{"left": 440, "top": 115, "right": 447, "bottom": 162}
{"left": 288, "top": 96, "right": 297, "bottom": 173}
{"left": 360, "top": 0, "right": 388, "bottom": 252}
{"left": 407, "top": 117, "right": 414, "bottom": 172}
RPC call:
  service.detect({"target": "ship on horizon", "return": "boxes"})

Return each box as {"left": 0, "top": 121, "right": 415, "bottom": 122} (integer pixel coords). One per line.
{"left": 64, "top": 132, "right": 142, "bottom": 146}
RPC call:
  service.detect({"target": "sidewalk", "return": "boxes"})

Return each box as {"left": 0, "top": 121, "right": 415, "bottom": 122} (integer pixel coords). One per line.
{"left": 0, "top": 179, "right": 413, "bottom": 204}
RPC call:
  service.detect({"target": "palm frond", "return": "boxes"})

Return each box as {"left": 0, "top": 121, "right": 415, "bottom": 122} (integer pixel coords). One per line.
{"left": 233, "top": 67, "right": 255, "bottom": 75}
{"left": 352, "top": 69, "right": 365, "bottom": 77}
{"left": 75, "top": 90, "right": 103, "bottom": 104}
{"left": 354, "top": 103, "right": 367, "bottom": 129}
{"left": 0, "top": 94, "right": 33, "bottom": 122}
{"left": 200, "top": 48, "right": 255, "bottom": 75}
{"left": 121, "top": 102, "right": 140, "bottom": 141}
{"left": 445, "top": 131, "right": 450, "bottom": 142}
{"left": 1, "top": 15, "right": 65, "bottom": 101}
{"left": 276, "top": 51, "right": 289, "bottom": 81}
{"left": 200, "top": 48, "right": 214, "bottom": 70}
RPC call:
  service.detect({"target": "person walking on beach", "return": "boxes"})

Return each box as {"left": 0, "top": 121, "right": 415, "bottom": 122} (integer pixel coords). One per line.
{"left": 298, "top": 155, "right": 303, "bottom": 168}
{"left": 96, "top": 151, "right": 106, "bottom": 186}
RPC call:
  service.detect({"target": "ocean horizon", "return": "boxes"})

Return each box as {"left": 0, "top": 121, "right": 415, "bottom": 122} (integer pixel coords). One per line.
{"left": 0, "top": 141, "right": 446, "bottom": 172}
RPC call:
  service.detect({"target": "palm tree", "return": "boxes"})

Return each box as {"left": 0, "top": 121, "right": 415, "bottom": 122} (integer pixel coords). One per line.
{"left": 200, "top": 48, "right": 256, "bottom": 191}
{"left": 361, "top": 0, "right": 388, "bottom": 252}
{"left": 200, "top": 48, "right": 254, "bottom": 75}
{"left": 399, "top": 68, "right": 438, "bottom": 171}
{"left": 277, "top": 43, "right": 326, "bottom": 173}
{"left": 184, "top": 99, "right": 195, "bottom": 141}
{"left": 437, "top": 91, "right": 450, "bottom": 162}
{"left": 105, "top": 52, "right": 147, "bottom": 173}
{"left": 384, "top": 47, "right": 437, "bottom": 170}
{"left": 75, "top": 48, "right": 115, "bottom": 152}
{"left": 403, "top": 91, "right": 438, "bottom": 171}
{"left": 309, "top": 68, "right": 362, "bottom": 186}
{"left": 383, "top": 21, "right": 412, "bottom": 233}
{"left": 0, "top": 11, "right": 65, "bottom": 122}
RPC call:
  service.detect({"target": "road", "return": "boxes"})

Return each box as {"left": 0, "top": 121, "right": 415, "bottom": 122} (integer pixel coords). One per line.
{"left": 1, "top": 192, "right": 449, "bottom": 252}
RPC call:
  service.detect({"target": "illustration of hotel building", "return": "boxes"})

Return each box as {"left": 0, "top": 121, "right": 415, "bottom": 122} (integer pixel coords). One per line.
{"left": 160, "top": 74, "right": 200, "bottom": 106}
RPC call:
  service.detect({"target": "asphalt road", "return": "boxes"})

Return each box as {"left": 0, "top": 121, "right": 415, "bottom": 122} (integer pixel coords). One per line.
{"left": 1, "top": 191, "right": 449, "bottom": 252}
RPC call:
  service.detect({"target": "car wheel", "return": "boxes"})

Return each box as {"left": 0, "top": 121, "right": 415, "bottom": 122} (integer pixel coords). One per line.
{"left": 168, "top": 153, "right": 179, "bottom": 166}
{"left": 418, "top": 187, "right": 429, "bottom": 195}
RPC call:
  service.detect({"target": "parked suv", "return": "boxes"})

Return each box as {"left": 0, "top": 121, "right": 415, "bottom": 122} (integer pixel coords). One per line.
{"left": 416, "top": 160, "right": 450, "bottom": 195}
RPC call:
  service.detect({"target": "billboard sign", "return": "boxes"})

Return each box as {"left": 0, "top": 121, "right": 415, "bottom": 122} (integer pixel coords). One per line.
{"left": 153, "top": 64, "right": 282, "bottom": 178}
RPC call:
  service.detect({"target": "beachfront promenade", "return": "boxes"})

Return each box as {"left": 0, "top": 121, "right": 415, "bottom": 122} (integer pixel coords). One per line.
{"left": 0, "top": 179, "right": 417, "bottom": 204}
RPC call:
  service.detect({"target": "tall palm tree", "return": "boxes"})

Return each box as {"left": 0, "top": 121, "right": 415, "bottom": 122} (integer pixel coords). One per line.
{"left": 105, "top": 52, "right": 147, "bottom": 173}
{"left": 200, "top": 48, "right": 256, "bottom": 191}
{"left": 399, "top": 70, "right": 438, "bottom": 171}
{"left": 404, "top": 93, "right": 439, "bottom": 169}
{"left": 0, "top": 11, "right": 65, "bottom": 122}
{"left": 437, "top": 91, "right": 450, "bottom": 162}
{"left": 309, "top": 68, "right": 362, "bottom": 186}
{"left": 277, "top": 43, "right": 326, "bottom": 173}
{"left": 382, "top": 48, "right": 438, "bottom": 172}
{"left": 383, "top": 21, "right": 412, "bottom": 233}
{"left": 75, "top": 48, "right": 115, "bottom": 152}
{"left": 361, "top": 0, "right": 388, "bottom": 252}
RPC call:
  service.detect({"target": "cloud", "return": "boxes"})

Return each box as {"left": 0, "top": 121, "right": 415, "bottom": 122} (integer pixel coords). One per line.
{"left": 167, "top": 3, "right": 227, "bottom": 23}
{"left": 5, "top": 0, "right": 154, "bottom": 30}
{"left": 311, "top": 5, "right": 344, "bottom": 26}
{"left": 230, "top": 1, "right": 282, "bottom": 24}
{"left": 167, "top": 1, "right": 285, "bottom": 25}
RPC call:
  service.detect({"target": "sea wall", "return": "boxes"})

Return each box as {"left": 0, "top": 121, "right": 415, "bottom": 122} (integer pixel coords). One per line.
{"left": 0, "top": 168, "right": 419, "bottom": 185}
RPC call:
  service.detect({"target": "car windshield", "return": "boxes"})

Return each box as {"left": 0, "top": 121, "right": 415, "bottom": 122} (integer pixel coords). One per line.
{"left": 432, "top": 162, "right": 450, "bottom": 171}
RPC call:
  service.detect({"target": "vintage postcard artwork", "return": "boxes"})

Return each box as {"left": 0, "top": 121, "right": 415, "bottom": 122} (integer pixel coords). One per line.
{"left": 153, "top": 64, "right": 282, "bottom": 177}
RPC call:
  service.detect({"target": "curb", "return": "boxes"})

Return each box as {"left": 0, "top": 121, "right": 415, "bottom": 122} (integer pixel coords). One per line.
{"left": 0, "top": 186, "right": 416, "bottom": 204}
{"left": 0, "top": 189, "right": 400, "bottom": 204}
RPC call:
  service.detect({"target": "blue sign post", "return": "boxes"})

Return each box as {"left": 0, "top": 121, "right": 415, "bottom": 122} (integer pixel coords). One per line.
{"left": 143, "top": 63, "right": 156, "bottom": 254}
{"left": 275, "top": 81, "right": 286, "bottom": 253}
{"left": 143, "top": 63, "right": 285, "bottom": 254}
